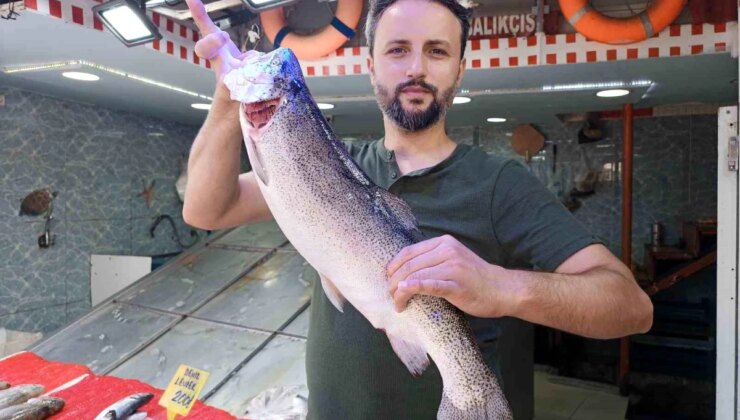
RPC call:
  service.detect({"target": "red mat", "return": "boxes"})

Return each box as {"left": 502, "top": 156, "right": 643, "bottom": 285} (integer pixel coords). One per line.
{"left": 0, "top": 352, "right": 91, "bottom": 391}
{"left": 50, "top": 375, "right": 235, "bottom": 419}
{"left": 0, "top": 352, "right": 237, "bottom": 419}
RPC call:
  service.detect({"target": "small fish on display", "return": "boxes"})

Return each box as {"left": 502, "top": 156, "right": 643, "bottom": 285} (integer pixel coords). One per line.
{"left": 94, "top": 393, "right": 153, "bottom": 420}
{"left": 0, "top": 397, "right": 64, "bottom": 420}
{"left": 0, "top": 385, "right": 44, "bottom": 410}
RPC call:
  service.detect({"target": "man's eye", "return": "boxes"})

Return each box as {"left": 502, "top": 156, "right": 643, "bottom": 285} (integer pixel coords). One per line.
{"left": 430, "top": 48, "right": 448, "bottom": 56}
{"left": 388, "top": 47, "right": 405, "bottom": 54}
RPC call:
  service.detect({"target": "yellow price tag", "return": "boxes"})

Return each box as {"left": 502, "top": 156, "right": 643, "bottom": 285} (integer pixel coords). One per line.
{"left": 158, "top": 364, "right": 210, "bottom": 420}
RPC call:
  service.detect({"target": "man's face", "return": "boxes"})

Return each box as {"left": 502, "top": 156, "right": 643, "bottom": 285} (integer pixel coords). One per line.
{"left": 368, "top": 0, "right": 465, "bottom": 132}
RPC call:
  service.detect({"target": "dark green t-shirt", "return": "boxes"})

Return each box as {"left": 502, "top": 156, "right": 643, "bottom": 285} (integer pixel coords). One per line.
{"left": 306, "top": 139, "right": 599, "bottom": 419}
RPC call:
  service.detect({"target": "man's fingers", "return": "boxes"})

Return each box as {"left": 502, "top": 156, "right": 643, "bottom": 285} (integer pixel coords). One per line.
{"left": 388, "top": 255, "right": 448, "bottom": 295}
{"left": 386, "top": 236, "right": 446, "bottom": 277}
{"left": 393, "top": 279, "right": 458, "bottom": 312}
{"left": 194, "top": 31, "right": 231, "bottom": 61}
{"left": 185, "top": 0, "right": 219, "bottom": 36}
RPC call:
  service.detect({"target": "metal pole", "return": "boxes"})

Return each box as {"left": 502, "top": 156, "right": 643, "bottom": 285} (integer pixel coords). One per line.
{"left": 535, "top": 0, "right": 545, "bottom": 34}
{"left": 618, "top": 103, "right": 634, "bottom": 394}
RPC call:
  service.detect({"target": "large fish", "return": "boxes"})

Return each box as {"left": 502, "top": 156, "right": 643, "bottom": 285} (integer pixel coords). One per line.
{"left": 0, "top": 397, "right": 63, "bottom": 420}
{"left": 0, "top": 386, "right": 43, "bottom": 410}
{"left": 223, "top": 48, "right": 512, "bottom": 419}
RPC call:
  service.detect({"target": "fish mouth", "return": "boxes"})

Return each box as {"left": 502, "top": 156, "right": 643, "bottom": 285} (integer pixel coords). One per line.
{"left": 243, "top": 97, "right": 283, "bottom": 129}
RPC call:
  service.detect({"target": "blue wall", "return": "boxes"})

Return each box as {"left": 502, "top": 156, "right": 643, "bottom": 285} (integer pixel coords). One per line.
{"left": 449, "top": 114, "right": 718, "bottom": 265}
{"left": 0, "top": 86, "right": 209, "bottom": 333}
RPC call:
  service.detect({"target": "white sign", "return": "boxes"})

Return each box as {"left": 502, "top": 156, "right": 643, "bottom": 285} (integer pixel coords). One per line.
{"left": 469, "top": 14, "right": 537, "bottom": 39}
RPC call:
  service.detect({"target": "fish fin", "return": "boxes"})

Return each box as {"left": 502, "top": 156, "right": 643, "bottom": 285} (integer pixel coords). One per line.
{"left": 319, "top": 273, "right": 345, "bottom": 312}
{"left": 375, "top": 190, "right": 424, "bottom": 241}
{"left": 386, "top": 333, "right": 429, "bottom": 376}
{"left": 244, "top": 135, "right": 269, "bottom": 186}
{"left": 438, "top": 384, "right": 513, "bottom": 420}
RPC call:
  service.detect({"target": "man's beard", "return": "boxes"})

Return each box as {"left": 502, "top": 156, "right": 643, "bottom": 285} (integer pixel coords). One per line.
{"left": 376, "top": 79, "right": 455, "bottom": 132}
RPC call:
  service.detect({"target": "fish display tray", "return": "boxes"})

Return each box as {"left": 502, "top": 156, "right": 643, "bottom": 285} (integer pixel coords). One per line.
{"left": 0, "top": 351, "right": 237, "bottom": 419}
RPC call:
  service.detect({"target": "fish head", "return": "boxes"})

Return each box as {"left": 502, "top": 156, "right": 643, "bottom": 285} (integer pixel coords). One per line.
{"left": 45, "top": 397, "right": 65, "bottom": 411}
{"left": 223, "top": 48, "right": 305, "bottom": 135}
{"left": 30, "top": 397, "right": 65, "bottom": 412}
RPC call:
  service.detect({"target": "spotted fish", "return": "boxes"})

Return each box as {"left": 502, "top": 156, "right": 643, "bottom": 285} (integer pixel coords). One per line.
{"left": 0, "top": 386, "right": 43, "bottom": 410}
{"left": 223, "top": 47, "right": 512, "bottom": 419}
{"left": 0, "top": 397, "right": 64, "bottom": 420}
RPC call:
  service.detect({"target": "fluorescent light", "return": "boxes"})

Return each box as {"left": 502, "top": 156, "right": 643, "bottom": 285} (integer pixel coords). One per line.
{"left": 93, "top": 0, "right": 161, "bottom": 47}
{"left": 543, "top": 80, "right": 651, "bottom": 92}
{"left": 487, "top": 117, "right": 507, "bottom": 123}
{"left": 453, "top": 96, "right": 471, "bottom": 104}
{"left": 62, "top": 72, "right": 100, "bottom": 81}
{"left": 2, "top": 60, "right": 212, "bottom": 101}
{"left": 596, "top": 89, "right": 630, "bottom": 98}
{"left": 317, "top": 103, "right": 335, "bottom": 110}
{"left": 191, "top": 103, "right": 212, "bottom": 110}
{"left": 102, "top": 6, "right": 151, "bottom": 41}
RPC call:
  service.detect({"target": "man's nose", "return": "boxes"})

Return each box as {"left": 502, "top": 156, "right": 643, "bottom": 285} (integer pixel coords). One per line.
{"left": 405, "top": 52, "right": 427, "bottom": 79}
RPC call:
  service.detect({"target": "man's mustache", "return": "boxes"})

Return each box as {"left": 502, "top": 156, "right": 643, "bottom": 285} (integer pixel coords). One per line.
{"left": 394, "top": 79, "right": 438, "bottom": 96}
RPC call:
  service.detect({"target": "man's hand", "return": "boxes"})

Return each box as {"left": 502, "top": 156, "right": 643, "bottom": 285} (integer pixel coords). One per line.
{"left": 387, "top": 237, "right": 653, "bottom": 338}
{"left": 386, "top": 234, "right": 520, "bottom": 318}
{"left": 185, "top": 0, "right": 255, "bottom": 84}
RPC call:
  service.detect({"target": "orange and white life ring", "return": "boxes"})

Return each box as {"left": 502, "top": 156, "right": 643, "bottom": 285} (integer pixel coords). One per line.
{"left": 559, "top": 0, "right": 686, "bottom": 44}
{"left": 260, "top": 0, "right": 363, "bottom": 61}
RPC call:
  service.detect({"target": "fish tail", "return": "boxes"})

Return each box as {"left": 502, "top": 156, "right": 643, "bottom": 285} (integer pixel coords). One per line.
{"left": 437, "top": 386, "right": 513, "bottom": 420}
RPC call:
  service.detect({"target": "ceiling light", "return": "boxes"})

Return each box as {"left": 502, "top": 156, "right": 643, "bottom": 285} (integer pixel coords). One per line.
{"left": 453, "top": 96, "right": 471, "bottom": 104}
{"left": 191, "top": 103, "right": 212, "bottom": 110}
{"left": 543, "top": 80, "right": 651, "bottom": 92}
{"left": 487, "top": 117, "right": 507, "bottom": 123}
{"left": 62, "top": 72, "right": 99, "bottom": 81}
{"left": 3, "top": 60, "right": 213, "bottom": 101}
{"left": 317, "top": 103, "right": 335, "bottom": 110}
{"left": 596, "top": 89, "right": 630, "bottom": 98}
{"left": 93, "top": 0, "right": 162, "bottom": 47}
{"left": 241, "top": 0, "right": 300, "bottom": 12}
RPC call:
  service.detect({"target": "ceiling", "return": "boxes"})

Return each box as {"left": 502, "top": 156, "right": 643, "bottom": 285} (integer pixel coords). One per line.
{"left": 0, "top": 1, "right": 737, "bottom": 135}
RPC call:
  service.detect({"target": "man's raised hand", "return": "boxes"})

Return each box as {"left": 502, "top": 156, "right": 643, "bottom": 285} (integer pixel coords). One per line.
{"left": 185, "top": 0, "right": 252, "bottom": 82}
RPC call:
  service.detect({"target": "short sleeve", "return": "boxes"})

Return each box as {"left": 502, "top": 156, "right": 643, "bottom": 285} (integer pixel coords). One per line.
{"left": 491, "top": 160, "right": 602, "bottom": 272}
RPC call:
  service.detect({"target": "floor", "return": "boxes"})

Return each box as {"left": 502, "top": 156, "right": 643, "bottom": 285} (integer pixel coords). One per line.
{"left": 534, "top": 370, "right": 629, "bottom": 420}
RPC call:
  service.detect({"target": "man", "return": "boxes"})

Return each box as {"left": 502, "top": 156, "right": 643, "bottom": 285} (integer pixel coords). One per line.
{"left": 183, "top": 0, "right": 654, "bottom": 417}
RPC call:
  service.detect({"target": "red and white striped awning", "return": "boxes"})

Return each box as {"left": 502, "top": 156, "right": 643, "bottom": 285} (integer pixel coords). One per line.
{"left": 19, "top": 0, "right": 738, "bottom": 78}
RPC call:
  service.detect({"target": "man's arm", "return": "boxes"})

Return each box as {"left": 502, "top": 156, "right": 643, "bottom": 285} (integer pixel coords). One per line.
{"left": 181, "top": 0, "right": 272, "bottom": 230}
{"left": 387, "top": 236, "right": 653, "bottom": 340}
{"left": 507, "top": 243, "right": 653, "bottom": 339}
{"left": 182, "top": 83, "right": 272, "bottom": 230}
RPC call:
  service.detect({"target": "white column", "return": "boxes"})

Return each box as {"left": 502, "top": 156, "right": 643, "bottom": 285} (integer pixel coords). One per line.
{"left": 716, "top": 105, "right": 738, "bottom": 420}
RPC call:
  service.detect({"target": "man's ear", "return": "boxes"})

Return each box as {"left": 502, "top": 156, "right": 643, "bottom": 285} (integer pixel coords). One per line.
{"left": 367, "top": 54, "right": 376, "bottom": 86}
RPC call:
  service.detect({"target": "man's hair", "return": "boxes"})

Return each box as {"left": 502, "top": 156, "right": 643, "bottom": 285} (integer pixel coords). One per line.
{"left": 365, "top": 0, "right": 472, "bottom": 60}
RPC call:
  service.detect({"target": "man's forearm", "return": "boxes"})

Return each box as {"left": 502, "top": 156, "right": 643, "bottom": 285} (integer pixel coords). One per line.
{"left": 506, "top": 266, "right": 653, "bottom": 339}
{"left": 183, "top": 84, "right": 243, "bottom": 227}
